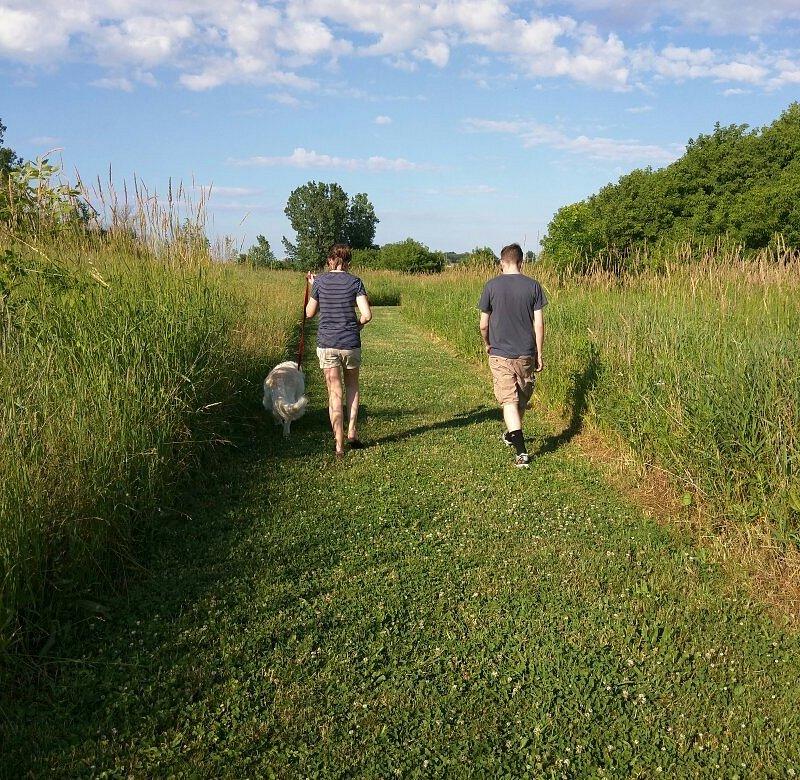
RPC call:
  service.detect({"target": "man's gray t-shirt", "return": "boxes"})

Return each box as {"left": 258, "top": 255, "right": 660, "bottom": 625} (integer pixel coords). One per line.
{"left": 477, "top": 274, "right": 548, "bottom": 359}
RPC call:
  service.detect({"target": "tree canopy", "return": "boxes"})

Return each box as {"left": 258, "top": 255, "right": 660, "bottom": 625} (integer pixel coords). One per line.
{"left": 238, "top": 235, "right": 278, "bottom": 268}
{"left": 282, "top": 182, "right": 379, "bottom": 267}
{"left": 0, "top": 118, "right": 20, "bottom": 177}
{"left": 542, "top": 102, "right": 800, "bottom": 271}
{"left": 353, "top": 238, "right": 444, "bottom": 273}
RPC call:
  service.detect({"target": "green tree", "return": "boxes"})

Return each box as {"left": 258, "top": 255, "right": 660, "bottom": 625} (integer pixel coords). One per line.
{"left": 347, "top": 192, "right": 379, "bottom": 249}
{"left": 464, "top": 246, "right": 497, "bottom": 266}
{"left": 283, "top": 182, "right": 380, "bottom": 266}
{"left": 283, "top": 181, "right": 349, "bottom": 267}
{"left": 239, "top": 235, "right": 277, "bottom": 268}
{"left": 0, "top": 118, "right": 20, "bottom": 177}
{"left": 525, "top": 250, "right": 536, "bottom": 263}
{"left": 350, "top": 246, "right": 381, "bottom": 268}
{"left": 379, "top": 238, "right": 444, "bottom": 273}
{"left": 1, "top": 118, "right": 21, "bottom": 220}
{"left": 541, "top": 102, "right": 800, "bottom": 271}
{"left": 541, "top": 200, "right": 599, "bottom": 272}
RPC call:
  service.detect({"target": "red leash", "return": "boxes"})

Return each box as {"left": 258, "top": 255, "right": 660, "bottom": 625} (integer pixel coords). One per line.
{"left": 297, "top": 275, "right": 310, "bottom": 369}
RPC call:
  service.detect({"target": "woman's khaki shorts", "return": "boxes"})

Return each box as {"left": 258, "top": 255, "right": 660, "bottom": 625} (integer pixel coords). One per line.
{"left": 317, "top": 347, "right": 362, "bottom": 370}
{"left": 489, "top": 355, "right": 536, "bottom": 407}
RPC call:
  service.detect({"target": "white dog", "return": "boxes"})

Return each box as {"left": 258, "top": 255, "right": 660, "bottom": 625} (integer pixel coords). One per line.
{"left": 262, "top": 361, "right": 308, "bottom": 438}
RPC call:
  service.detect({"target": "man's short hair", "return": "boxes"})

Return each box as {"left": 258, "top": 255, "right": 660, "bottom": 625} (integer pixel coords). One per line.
{"left": 328, "top": 243, "right": 352, "bottom": 268}
{"left": 500, "top": 243, "right": 523, "bottom": 265}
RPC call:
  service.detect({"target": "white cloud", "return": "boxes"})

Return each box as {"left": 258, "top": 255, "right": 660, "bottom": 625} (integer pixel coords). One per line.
{"left": 197, "top": 185, "right": 265, "bottom": 197}
{"left": 546, "top": 0, "right": 800, "bottom": 35}
{"left": 773, "top": 60, "right": 800, "bottom": 87}
{"left": 90, "top": 76, "right": 135, "bottom": 92}
{"left": 270, "top": 92, "right": 303, "bottom": 107}
{"left": 448, "top": 184, "right": 498, "bottom": 195}
{"left": 374, "top": 115, "right": 392, "bottom": 125}
{"left": 626, "top": 105, "right": 653, "bottom": 113}
{"left": 27, "top": 135, "right": 62, "bottom": 146}
{"left": 464, "top": 117, "right": 681, "bottom": 163}
{"left": 230, "top": 147, "right": 435, "bottom": 172}
{"left": 0, "top": 6, "right": 71, "bottom": 61}
{"left": 210, "top": 201, "right": 276, "bottom": 213}
{"left": 0, "top": 0, "right": 796, "bottom": 93}
{"left": 635, "top": 44, "right": 775, "bottom": 86}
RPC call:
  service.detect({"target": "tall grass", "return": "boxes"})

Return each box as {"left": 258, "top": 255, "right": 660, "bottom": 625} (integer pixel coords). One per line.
{"left": 395, "top": 257, "right": 800, "bottom": 542}
{"left": 0, "top": 217, "right": 302, "bottom": 665}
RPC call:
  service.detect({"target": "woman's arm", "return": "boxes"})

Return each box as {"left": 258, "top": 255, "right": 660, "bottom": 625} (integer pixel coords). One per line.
{"left": 356, "top": 294, "right": 372, "bottom": 330}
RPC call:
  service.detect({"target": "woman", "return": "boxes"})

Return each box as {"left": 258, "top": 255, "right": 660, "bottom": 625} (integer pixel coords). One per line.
{"left": 305, "top": 243, "right": 372, "bottom": 457}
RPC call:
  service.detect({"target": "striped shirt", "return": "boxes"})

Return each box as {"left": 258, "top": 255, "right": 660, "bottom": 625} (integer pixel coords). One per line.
{"left": 310, "top": 271, "right": 367, "bottom": 349}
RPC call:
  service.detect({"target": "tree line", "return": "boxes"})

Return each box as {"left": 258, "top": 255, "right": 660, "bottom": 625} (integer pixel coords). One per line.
{"left": 239, "top": 180, "right": 513, "bottom": 273}
{"left": 542, "top": 102, "right": 800, "bottom": 272}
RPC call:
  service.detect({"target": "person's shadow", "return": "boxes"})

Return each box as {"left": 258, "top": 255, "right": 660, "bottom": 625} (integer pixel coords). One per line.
{"left": 369, "top": 406, "right": 498, "bottom": 447}
{"left": 533, "top": 343, "right": 600, "bottom": 457}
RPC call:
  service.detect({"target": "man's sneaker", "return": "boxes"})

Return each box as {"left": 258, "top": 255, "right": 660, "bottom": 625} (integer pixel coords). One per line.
{"left": 514, "top": 452, "right": 530, "bottom": 468}
{"left": 501, "top": 432, "right": 515, "bottom": 448}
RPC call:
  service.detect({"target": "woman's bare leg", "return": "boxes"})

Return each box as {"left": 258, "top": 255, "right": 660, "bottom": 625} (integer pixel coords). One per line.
{"left": 343, "top": 367, "right": 360, "bottom": 441}
{"left": 323, "top": 366, "right": 345, "bottom": 453}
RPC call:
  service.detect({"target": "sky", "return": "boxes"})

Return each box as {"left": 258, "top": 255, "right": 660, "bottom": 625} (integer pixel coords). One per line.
{"left": 1, "top": 1, "right": 799, "bottom": 255}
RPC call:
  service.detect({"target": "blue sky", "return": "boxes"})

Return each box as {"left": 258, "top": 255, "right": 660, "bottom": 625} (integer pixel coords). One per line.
{"left": 1, "top": 1, "right": 799, "bottom": 254}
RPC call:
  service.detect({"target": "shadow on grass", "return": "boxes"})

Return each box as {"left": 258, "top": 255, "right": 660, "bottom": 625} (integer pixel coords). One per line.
{"left": 0, "top": 367, "right": 348, "bottom": 773}
{"left": 534, "top": 343, "right": 600, "bottom": 457}
{"left": 369, "top": 406, "right": 497, "bottom": 447}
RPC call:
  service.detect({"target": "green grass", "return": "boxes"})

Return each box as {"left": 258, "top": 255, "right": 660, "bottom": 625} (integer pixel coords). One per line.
{"left": 392, "top": 262, "right": 800, "bottom": 541}
{"left": 0, "top": 238, "right": 302, "bottom": 666}
{"left": 2, "top": 308, "right": 798, "bottom": 777}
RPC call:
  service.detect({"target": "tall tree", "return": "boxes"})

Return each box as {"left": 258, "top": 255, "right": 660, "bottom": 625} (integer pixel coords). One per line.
{"left": 346, "top": 192, "right": 379, "bottom": 249}
{"left": 0, "top": 118, "right": 20, "bottom": 177}
{"left": 239, "top": 235, "right": 277, "bottom": 268}
{"left": 283, "top": 181, "right": 349, "bottom": 267}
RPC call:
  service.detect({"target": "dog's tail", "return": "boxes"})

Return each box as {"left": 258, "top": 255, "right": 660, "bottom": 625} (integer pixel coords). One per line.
{"left": 277, "top": 395, "right": 308, "bottom": 419}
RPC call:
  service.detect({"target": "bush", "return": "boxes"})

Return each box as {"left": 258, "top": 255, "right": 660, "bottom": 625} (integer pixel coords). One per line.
{"left": 378, "top": 238, "right": 444, "bottom": 274}
{"left": 350, "top": 246, "right": 381, "bottom": 269}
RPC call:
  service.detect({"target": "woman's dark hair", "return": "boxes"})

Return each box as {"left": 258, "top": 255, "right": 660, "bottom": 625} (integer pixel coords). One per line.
{"left": 328, "top": 243, "right": 352, "bottom": 269}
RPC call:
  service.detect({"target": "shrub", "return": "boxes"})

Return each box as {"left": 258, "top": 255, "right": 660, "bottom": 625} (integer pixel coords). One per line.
{"left": 378, "top": 238, "right": 444, "bottom": 274}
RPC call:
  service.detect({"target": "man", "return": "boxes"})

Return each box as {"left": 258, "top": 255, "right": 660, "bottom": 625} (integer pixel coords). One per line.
{"left": 306, "top": 243, "right": 372, "bottom": 457}
{"left": 478, "top": 243, "right": 547, "bottom": 468}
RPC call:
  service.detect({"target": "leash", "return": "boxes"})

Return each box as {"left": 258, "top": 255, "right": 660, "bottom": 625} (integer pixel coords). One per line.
{"left": 296, "top": 275, "right": 310, "bottom": 370}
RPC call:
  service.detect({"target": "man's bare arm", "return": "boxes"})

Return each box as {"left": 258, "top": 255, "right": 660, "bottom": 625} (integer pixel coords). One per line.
{"left": 534, "top": 308, "right": 544, "bottom": 371}
{"left": 479, "top": 311, "right": 491, "bottom": 353}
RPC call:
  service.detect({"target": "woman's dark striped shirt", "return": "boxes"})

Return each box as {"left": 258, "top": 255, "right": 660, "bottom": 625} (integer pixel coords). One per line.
{"left": 310, "top": 272, "right": 367, "bottom": 349}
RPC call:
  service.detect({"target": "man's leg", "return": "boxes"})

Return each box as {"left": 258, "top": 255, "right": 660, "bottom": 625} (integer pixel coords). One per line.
{"left": 503, "top": 402, "right": 527, "bottom": 457}
{"left": 503, "top": 402, "right": 523, "bottom": 435}
{"left": 343, "top": 366, "right": 360, "bottom": 441}
{"left": 323, "top": 366, "right": 345, "bottom": 453}
{"left": 508, "top": 362, "right": 536, "bottom": 459}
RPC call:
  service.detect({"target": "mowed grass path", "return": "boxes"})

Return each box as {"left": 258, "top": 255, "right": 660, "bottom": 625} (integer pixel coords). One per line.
{"left": 3, "top": 308, "right": 800, "bottom": 777}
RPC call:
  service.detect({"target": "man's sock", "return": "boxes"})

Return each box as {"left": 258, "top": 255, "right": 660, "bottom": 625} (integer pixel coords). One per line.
{"left": 507, "top": 428, "right": 526, "bottom": 456}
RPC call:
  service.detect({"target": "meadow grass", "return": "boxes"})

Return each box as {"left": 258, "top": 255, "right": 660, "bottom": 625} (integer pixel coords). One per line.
{"left": 3, "top": 308, "right": 798, "bottom": 777}
{"left": 390, "top": 259, "right": 800, "bottom": 549}
{"left": 0, "top": 232, "right": 301, "bottom": 669}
